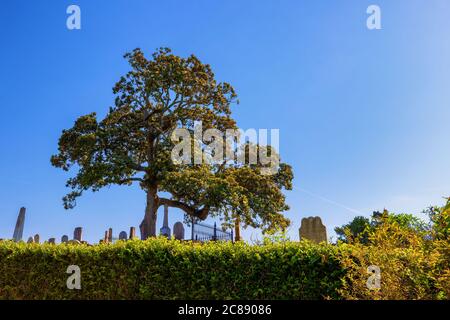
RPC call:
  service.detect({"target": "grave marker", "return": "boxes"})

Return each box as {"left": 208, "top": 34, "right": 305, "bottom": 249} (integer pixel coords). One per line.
{"left": 73, "top": 227, "right": 83, "bottom": 242}
{"left": 129, "top": 227, "right": 136, "bottom": 239}
{"left": 160, "top": 204, "right": 171, "bottom": 238}
{"left": 299, "top": 216, "right": 327, "bottom": 243}
{"left": 12, "top": 207, "right": 26, "bottom": 242}
{"left": 119, "top": 231, "right": 127, "bottom": 240}
{"left": 173, "top": 222, "right": 185, "bottom": 240}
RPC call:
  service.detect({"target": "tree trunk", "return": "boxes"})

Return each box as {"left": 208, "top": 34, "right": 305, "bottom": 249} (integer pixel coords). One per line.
{"left": 140, "top": 187, "right": 158, "bottom": 239}
{"left": 234, "top": 215, "right": 241, "bottom": 242}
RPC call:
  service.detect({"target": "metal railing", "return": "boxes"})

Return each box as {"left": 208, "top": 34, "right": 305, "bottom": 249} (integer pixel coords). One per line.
{"left": 191, "top": 222, "right": 233, "bottom": 242}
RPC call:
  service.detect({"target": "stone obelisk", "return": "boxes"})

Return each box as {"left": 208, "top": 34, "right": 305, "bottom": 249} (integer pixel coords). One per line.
{"left": 12, "top": 207, "right": 26, "bottom": 242}
{"left": 160, "top": 204, "right": 171, "bottom": 238}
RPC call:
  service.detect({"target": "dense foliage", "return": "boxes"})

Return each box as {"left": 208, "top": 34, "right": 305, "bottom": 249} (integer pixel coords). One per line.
{"left": 1, "top": 200, "right": 448, "bottom": 300}
{"left": 0, "top": 239, "right": 343, "bottom": 300}
{"left": 50, "top": 48, "right": 293, "bottom": 239}
{"left": 335, "top": 210, "right": 429, "bottom": 244}
{"left": 337, "top": 199, "right": 450, "bottom": 300}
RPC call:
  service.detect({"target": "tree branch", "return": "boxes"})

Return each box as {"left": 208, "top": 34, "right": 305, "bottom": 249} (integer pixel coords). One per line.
{"left": 118, "top": 177, "right": 144, "bottom": 184}
{"left": 158, "top": 198, "right": 210, "bottom": 220}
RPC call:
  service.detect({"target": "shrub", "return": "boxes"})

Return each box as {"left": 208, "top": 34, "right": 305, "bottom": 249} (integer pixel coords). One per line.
{"left": 0, "top": 239, "right": 344, "bottom": 300}
{"left": 337, "top": 215, "right": 450, "bottom": 300}
{"left": 1, "top": 227, "right": 447, "bottom": 300}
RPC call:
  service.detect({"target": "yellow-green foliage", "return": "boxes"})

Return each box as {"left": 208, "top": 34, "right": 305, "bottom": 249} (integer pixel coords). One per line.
{"left": 337, "top": 216, "right": 450, "bottom": 300}
{"left": 0, "top": 239, "right": 344, "bottom": 300}
{"left": 1, "top": 227, "right": 448, "bottom": 300}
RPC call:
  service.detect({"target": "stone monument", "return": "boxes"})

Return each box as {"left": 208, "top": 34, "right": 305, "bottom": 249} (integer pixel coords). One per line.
{"left": 173, "top": 222, "right": 185, "bottom": 240}
{"left": 129, "top": 227, "right": 136, "bottom": 239}
{"left": 160, "top": 204, "right": 171, "bottom": 238}
{"left": 12, "top": 207, "right": 26, "bottom": 242}
{"left": 119, "top": 231, "right": 127, "bottom": 240}
{"left": 74, "top": 227, "right": 83, "bottom": 242}
{"left": 299, "top": 216, "right": 327, "bottom": 243}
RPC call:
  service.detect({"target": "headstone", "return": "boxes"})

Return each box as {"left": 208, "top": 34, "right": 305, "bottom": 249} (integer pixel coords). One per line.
{"left": 139, "top": 220, "right": 145, "bottom": 240}
{"left": 12, "top": 207, "right": 26, "bottom": 242}
{"left": 119, "top": 231, "right": 127, "bottom": 240}
{"left": 129, "top": 227, "right": 136, "bottom": 239}
{"left": 104, "top": 230, "right": 109, "bottom": 243}
{"left": 299, "top": 216, "right": 327, "bottom": 243}
{"left": 61, "top": 235, "right": 69, "bottom": 243}
{"left": 73, "top": 227, "right": 83, "bottom": 242}
{"left": 108, "top": 228, "right": 113, "bottom": 243}
{"left": 48, "top": 238, "right": 56, "bottom": 244}
{"left": 27, "top": 236, "right": 34, "bottom": 243}
{"left": 173, "top": 222, "right": 185, "bottom": 240}
{"left": 33, "top": 234, "right": 40, "bottom": 244}
{"left": 160, "top": 204, "right": 171, "bottom": 238}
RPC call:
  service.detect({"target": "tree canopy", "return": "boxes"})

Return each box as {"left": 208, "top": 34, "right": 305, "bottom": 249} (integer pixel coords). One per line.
{"left": 425, "top": 198, "right": 450, "bottom": 241}
{"left": 51, "top": 47, "right": 293, "bottom": 239}
{"left": 335, "top": 209, "right": 429, "bottom": 244}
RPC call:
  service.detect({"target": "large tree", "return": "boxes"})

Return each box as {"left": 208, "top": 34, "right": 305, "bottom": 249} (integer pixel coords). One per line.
{"left": 51, "top": 48, "right": 293, "bottom": 239}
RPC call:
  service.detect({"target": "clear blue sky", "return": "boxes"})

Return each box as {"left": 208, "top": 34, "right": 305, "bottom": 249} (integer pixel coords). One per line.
{"left": 0, "top": 0, "right": 449, "bottom": 243}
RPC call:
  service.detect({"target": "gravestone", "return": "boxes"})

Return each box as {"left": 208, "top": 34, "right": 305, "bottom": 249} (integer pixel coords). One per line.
{"left": 12, "top": 207, "right": 26, "bottom": 242}
{"left": 61, "top": 235, "right": 69, "bottom": 243}
{"left": 129, "top": 227, "right": 136, "bottom": 239}
{"left": 173, "top": 222, "right": 185, "bottom": 240}
{"left": 160, "top": 204, "right": 171, "bottom": 238}
{"left": 299, "top": 216, "right": 327, "bottom": 243}
{"left": 108, "top": 228, "right": 113, "bottom": 243}
{"left": 139, "top": 220, "right": 145, "bottom": 240}
{"left": 73, "top": 227, "right": 83, "bottom": 241}
{"left": 33, "top": 234, "right": 40, "bottom": 244}
{"left": 119, "top": 231, "right": 127, "bottom": 240}
{"left": 48, "top": 238, "right": 56, "bottom": 244}
{"left": 104, "top": 230, "right": 109, "bottom": 243}
{"left": 27, "top": 236, "right": 34, "bottom": 243}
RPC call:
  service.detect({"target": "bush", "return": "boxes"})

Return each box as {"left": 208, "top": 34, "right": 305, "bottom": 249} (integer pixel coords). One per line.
{"left": 1, "top": 228, "right": 448, "bottom": 300}
{"left": 337, "top": 215, "right": 450, "bottom": 300}
{"left": 0, "top": 239, "right": 344, "bottom": 300}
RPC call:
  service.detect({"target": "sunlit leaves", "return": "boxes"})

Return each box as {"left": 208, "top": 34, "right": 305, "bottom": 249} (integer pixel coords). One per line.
{"left": 51, "top": 47, "right": 293, "bottom": 233}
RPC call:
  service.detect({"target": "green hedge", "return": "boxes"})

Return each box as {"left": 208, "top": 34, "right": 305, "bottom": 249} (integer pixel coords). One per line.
{"left": 0, "top": 239, "right": 344, "bottom": 300}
